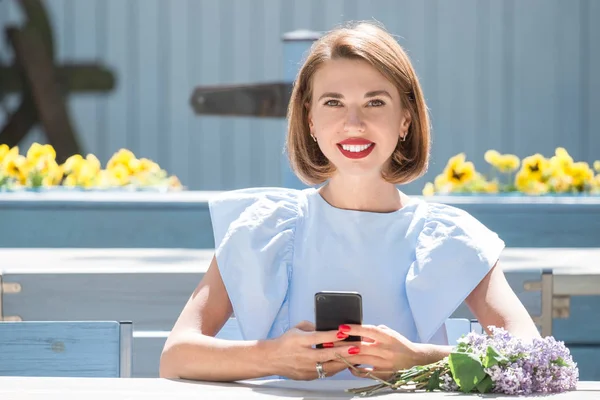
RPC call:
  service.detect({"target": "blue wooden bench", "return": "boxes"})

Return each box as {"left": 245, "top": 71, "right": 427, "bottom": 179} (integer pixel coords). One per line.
{"left": 0, "top": 321, "right": 133, "bottom": 377}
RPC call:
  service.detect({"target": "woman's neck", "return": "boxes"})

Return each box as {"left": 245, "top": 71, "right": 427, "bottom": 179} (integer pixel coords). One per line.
{"left": 318, "top": 175, "right": 408, "bottom": 213}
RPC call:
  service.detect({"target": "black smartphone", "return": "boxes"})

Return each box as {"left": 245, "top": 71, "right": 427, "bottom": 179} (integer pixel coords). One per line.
{"left": 314, "top": 291, "right": 362, "bottom": 348}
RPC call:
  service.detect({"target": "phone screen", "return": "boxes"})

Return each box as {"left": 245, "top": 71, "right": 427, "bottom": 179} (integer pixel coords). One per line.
{"left": 314, "top": 291, "right": 362, "bottom": 347}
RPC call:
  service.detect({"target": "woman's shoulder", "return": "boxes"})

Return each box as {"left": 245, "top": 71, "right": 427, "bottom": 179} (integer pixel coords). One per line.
{"left": 412, "top": 199, "right": 488, "bottom": 230}
{"left": 209, "top": 186, "right": 310, "bottom": 220}
{"left": 208, "top": 187, "right": 310, "bottom": 257}
{"left": 410, "top": 199, "right": 504, "bottom": 251}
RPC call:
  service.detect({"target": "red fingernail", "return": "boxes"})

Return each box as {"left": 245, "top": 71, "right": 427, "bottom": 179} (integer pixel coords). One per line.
{"left": 339, "top": 324, "right": 351, "bottom": 332}
{"left": 348, "top": 346, "right": 360, "bottom": 355}
{"left": 336, "top": 332, "right": 348, "bottom": 339}
{"left": 323, "top": 342, "right": 334, "bottom": 348}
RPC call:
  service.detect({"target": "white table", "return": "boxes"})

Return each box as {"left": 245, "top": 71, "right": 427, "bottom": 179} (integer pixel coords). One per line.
{"left": 0, "top": 378, "right": 598, "bottom": 399}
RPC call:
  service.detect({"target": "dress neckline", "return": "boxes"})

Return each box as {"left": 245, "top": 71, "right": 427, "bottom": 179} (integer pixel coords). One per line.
{"left": 304, "top": 187, "right": 422, "bottom": 217}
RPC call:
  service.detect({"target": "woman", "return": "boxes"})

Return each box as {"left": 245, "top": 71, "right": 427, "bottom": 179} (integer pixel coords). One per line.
{"left": 160, "top": 21, "right": 539, "bottom": 382}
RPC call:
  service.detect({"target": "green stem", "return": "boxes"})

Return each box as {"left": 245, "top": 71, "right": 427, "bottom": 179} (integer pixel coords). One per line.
{"left": 334, "top": 353, "right": 394, "bottom": 387}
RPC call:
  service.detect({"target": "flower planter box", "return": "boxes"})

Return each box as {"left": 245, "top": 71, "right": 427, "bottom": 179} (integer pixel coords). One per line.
{"left": 1, "top": 191, "right": 599, "bottom": 249}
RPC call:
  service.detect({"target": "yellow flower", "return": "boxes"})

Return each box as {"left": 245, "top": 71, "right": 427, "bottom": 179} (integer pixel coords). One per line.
{"left": 109, "top": 164, "right": 131, "bottom": 186}
{"left": 496, "top": 154, "right": 520, "bottom": 173}
{"left": 444, "top": 153, "right": 476, "bottom": 185}
{"left": 515, "top": 171, "right": 549, "bottom": 195}
{"left": 569, "top": 162, "right": 594, "bottom": 190}
{"left": 550, "top": 147, "right": 574, "bottom": 175}
{"left": 3, "top": 154, "right": 29, "bottom": 184}
{"left": 520, "top": 154, "right": 550, "bottom": 179}
{"left": 63, "top": 154, "right": 85, "bottom": 175}
{"left": 0, "top": 144, "right": 10, "bottom": 163}
{"left": 96, "top": 167, "right": 129, "bottom": 188}
{"left": 107, "top": 149, "right": 136, "bottom": 170}
{"left": 168, "top": 175, "right": 183, "bottom": 190}
{"left": 63, "top": 174, "right": 78, "bottom": 187}
{"left": 138, "top": 158, "right": 161, "bottom": 174}
{"left": 77, "top": 163, "right": 100, "bottom": 188}
{"left": 555, "top": 147, "right": 573, "bottom": 161}
{"left": 432, "top": 174, "right": 450, "bottom": 193}
{"left": 422, "top": 182, "right": 435, "bottom": 196}
{"left": 593, "top": 175, "right": 600, "bottom": 192}
{"left": 127, "top": 158, "right": 142, "bottom": 173}
{"left": 548, "top": 173, "right": 573, "bottom": 193}
{"left": 85, "top": 154, "right": 102, "bottom": 173}
{"left": 483, "top": 181, "right": 499, "bottom": 194}
{"left": 484, "top": 150, "right": 501, "bottom": 165}
{"left": 594, "top": 160, "right": 600, "bottom": 173}
{"left": 26, "top": 143, "right": 56, "bottom": 163}
{"left": 0, "top": 146, "right": 19, "bottom": 166}
{"left": 529, "top": 181, "right": 549, "bottom": 195}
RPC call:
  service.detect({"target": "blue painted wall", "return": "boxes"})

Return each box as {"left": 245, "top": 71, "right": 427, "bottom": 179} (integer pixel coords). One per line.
{"left": 1, "top": 0, "right": 599, "bottom": 193}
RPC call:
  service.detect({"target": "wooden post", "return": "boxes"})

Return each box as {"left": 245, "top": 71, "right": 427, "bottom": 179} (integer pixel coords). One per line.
{"left": 6, "top": 27, "right": 81, "bottom": 163}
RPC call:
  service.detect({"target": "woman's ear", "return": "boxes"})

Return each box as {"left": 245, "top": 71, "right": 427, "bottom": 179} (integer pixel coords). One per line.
{"left": 305, "top": 102, "right": 314, "bottom": 129}
{"left": 400, "top": 110, "right": 411, "bottom": 134}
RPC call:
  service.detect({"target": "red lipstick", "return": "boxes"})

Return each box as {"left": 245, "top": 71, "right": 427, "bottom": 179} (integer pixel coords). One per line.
{"left": 337, "top": 138, "right": 375, "bottom": 159}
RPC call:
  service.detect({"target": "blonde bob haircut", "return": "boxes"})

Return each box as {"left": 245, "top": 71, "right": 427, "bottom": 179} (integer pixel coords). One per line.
{"left": 286, "top": 21, "right": 431, "bottom": 186}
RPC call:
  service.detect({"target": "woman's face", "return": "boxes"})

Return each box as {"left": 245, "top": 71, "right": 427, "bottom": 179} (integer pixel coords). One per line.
{"left": 308, "top": 58, "right": 411, "bottom": 180}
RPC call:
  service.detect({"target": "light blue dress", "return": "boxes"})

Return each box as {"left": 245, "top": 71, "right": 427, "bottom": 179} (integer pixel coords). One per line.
{"left": 209, "top": 187, "right": 504, "bottom": 379}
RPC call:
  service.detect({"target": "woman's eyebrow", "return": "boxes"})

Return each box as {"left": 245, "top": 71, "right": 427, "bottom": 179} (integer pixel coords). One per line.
{"left": 364, "top": 90, "right": 392, "bottom": 99}
{"left": 318, "top": 92, "right": 344, "bottom": 101}
{"left": 317, "top": 90, "right": 392, "bottom": 101}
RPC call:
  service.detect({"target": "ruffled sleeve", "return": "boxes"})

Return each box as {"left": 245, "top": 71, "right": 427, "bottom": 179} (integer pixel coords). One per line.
{"left": 406, "top": 202, "right": 505, "bottom": 344}
{"left": 208, "top": 188, "right": 300, "bottom": 341}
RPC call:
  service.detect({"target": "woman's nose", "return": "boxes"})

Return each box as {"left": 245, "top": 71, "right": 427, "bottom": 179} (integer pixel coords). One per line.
{"left": 344, "top": 108, "right": 365, "bottom": 132}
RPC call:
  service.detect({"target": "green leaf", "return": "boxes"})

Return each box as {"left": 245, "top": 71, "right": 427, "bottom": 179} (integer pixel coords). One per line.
{"left": 476, "top": 376, "right": 494, "bottom": 393}
{"left": 483, "top": 345, "right": 508, "bottom": 368}
{"left": 455, "top": 340, "right": 469, "bottom": 353}
{"left": 448, "top": 352, "right": 487, "bottom": 393}
{"left": 552, "top": 357, "right": 570, "bottom": 367}
{"left": 425, "top": 369, "right": 441, "bottom": 392}
{"left": 30, "top": 171, "right": 44, "bottom": 188}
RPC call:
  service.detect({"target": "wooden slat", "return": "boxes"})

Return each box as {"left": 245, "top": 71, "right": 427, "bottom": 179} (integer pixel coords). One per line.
{"left": 0, "top": 65, "right": 115, "bottom": 93}
{"left": 0, "top": 321, "right": 121, "bottom": 377}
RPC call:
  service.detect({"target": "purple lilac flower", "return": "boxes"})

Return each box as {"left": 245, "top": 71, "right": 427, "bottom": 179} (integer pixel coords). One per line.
{"left": 448, "top": 326, "right": 578, "bottom": 395}
{"left": 439, "top": 372, "right": 459, "bottom": 391}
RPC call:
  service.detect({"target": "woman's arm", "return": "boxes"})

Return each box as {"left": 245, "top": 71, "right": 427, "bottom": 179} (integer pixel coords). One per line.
{"left": 465, "top": 261, "right": 541, "bottom": 341}
{"left": 159, "top": 255, "right": 275, "bottom": 381}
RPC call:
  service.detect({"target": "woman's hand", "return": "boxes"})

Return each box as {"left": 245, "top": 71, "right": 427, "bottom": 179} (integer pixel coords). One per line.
{"left": 267, "top": 321, "right": 362, "bottom": 380}
{"left": 335, "top": 324, "right": 423, "bottom": 380}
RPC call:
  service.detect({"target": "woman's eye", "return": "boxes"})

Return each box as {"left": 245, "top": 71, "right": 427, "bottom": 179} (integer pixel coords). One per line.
{"left": 324, "top": 100, "right": 341, "bottom": 107}
{"left": 368, "top": 99, "right": 385, "bottom": 107}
